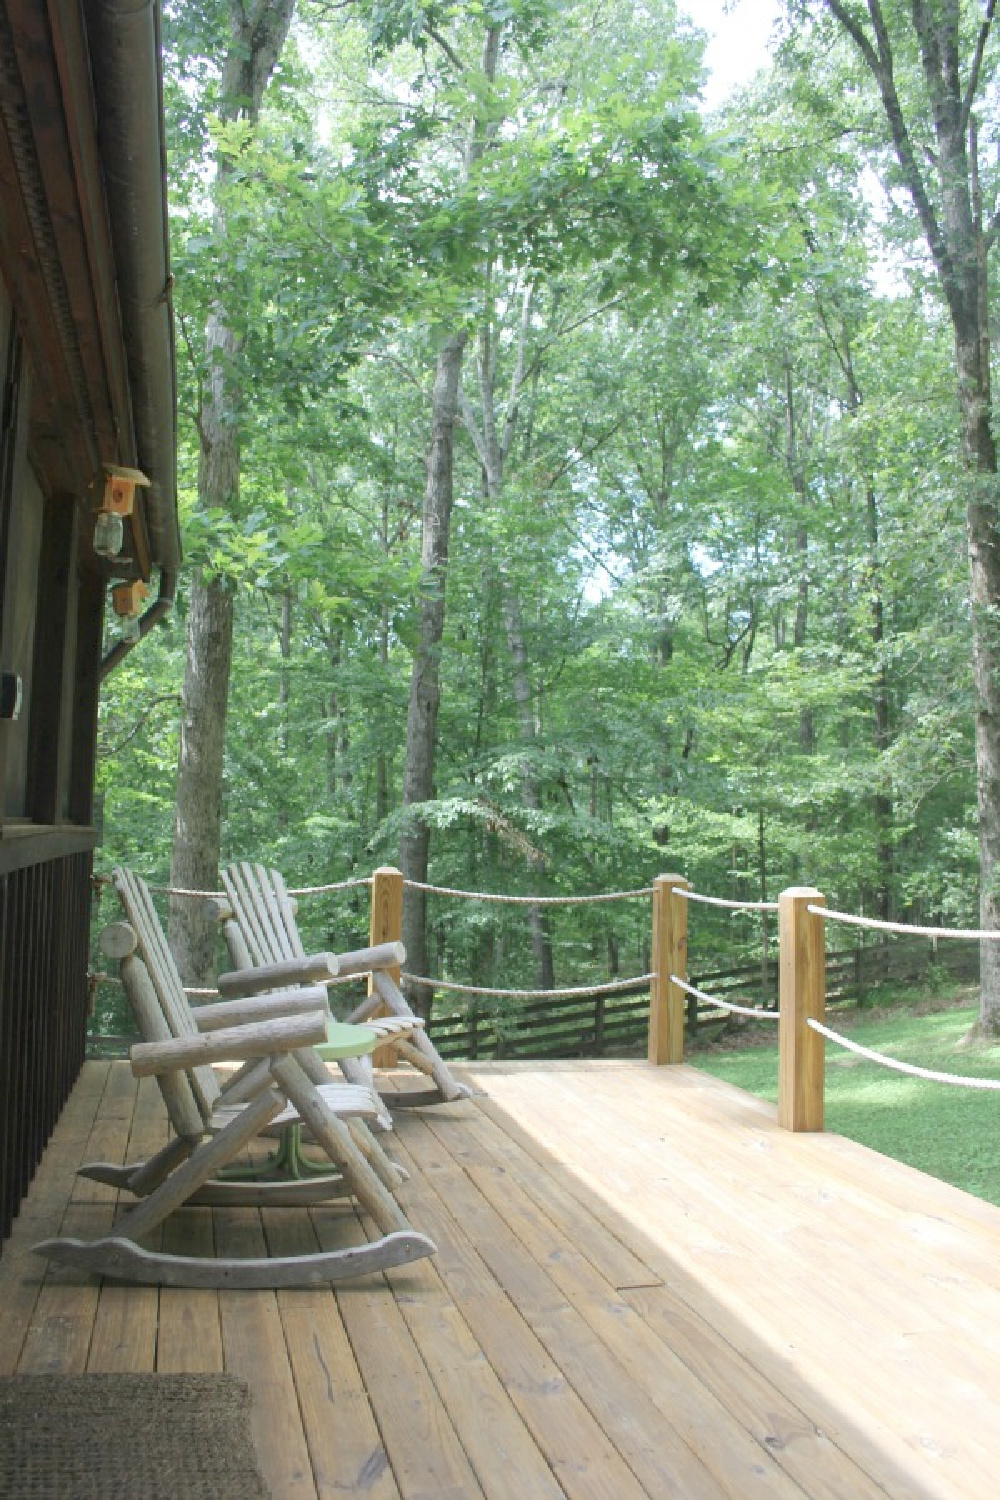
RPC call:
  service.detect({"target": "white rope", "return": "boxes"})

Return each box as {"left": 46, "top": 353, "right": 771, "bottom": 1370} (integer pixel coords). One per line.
{"left": 399, "top": 971, "right": 653, "bottom": 1000}
{"left": 148, "top": 884, "right": 222, "bottom": 900}
{"left": 806, "top": 1018, "right": 1000, "bottom": 1089}
{"left": 287, "top": 878, "right": 372, "bottom": 895}
{"left": 678, "top": 889, "right": 780, "bottom": 914}
{"left": 403, "top": 879, "right": 653, "bottom": 906}
{"left": 811, "top": 906, "right": 1000, "bottom": 942}
{"left": 670, "top": 974, "right": 779, "bottom": 1021}
{"left": 113, "top": 873, "right": 648, "bottom": 904}
{"left": 143, "top": 877, "right": 371, "bottom": 900}
{"left": 184, "top": 971, "right": 369, "bottom": 1000}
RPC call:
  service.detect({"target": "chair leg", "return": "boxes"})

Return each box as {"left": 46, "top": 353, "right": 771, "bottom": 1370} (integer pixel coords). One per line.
{"left": 270, "top": 1056, "right": 413, "bottom": 1237}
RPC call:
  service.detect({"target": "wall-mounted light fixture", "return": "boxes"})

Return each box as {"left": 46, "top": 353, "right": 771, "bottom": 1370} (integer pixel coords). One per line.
{"left": 93, "top": 464, "right": 149, "bottom": 559}
{"left": 112, "top": 580, "right": 149, "bottom": 644}
{"left": 112, "top": 579, "right": 149, "bottom": 622}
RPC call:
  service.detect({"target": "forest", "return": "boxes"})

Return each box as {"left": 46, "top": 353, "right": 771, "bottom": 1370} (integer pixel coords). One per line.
{"left": 96, "top": 1, "right": 1000, "bottom": 1036}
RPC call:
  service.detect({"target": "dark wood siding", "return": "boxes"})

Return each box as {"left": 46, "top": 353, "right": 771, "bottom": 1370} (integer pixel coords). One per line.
{"left": 0, "top": 282, "right": 102, "bottom": 1250}
{"left": 0, "top": 849, "right": 90, "bottom": 1243}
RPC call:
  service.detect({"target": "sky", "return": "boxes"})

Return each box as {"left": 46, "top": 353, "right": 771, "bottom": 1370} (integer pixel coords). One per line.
{"left": 692, "top": 0, "right": 782, "bottom": 109}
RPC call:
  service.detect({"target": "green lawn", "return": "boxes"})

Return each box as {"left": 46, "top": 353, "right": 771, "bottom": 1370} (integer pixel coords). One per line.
{"left": 687, "top": 992, "right": 1000, "bottom": 1206}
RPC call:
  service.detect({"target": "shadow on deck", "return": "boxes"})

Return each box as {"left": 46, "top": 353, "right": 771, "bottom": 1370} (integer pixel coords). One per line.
{"left": 2, "top": 1057, "right": 998, "bottom": 1498}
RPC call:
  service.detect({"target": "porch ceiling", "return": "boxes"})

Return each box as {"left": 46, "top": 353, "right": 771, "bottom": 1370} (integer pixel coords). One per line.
{"left": 0, "top": 0, "right": 178, "bottom": 576}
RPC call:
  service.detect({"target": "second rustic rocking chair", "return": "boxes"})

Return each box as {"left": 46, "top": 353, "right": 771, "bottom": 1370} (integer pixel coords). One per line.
{"left": 216, "top": 862, "right": 472, "bottom": 1108}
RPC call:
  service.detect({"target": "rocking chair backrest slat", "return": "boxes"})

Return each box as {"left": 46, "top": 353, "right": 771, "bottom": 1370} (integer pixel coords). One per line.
{"left": 222, "top": 863, "right": 302, "bottom": 967}
{"left": 271, "top": 869, "right": 307, "bottom": 959}
{"left": 112, "top": 868, "right": 222, "bottom": 1116}
{"left": 257, "top": 864, "right": 304, "bottom": 961}
{"left": 245, "top": 862, "right": 292, "bottom": 961}
{"left": 222, "top": 864, "right": 274, "bottom": 967}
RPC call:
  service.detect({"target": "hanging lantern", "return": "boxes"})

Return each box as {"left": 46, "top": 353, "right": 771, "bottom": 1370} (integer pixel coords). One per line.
{"left": 112, "top": 580, "right": 149, "bottom": 620}
{"left": 92, "top": 464, "right": 149, "bottom": 559}
{"left": 93, "top": 510, "right": 124, "bottom": 558}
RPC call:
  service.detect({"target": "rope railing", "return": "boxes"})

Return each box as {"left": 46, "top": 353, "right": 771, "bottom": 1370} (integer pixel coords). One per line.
{"left": 810, "top": 905, "right": 1000, "bottom": 942}
{"left": 670, "top": 973, "right": 779, "bottom": 1022}
{"left": 287, "top": 877, "right": 372, "bottom": 896}
{"left": 105, "top": 873, "right": 646, "bottom": 905}
{"left": 142, "top": 876, "right": 373, "bottom": 900}
{"left": 806, "top": 1018, "right": 1000, "bottom": 1090}
{"left": 146, "top": 883, "right": 220, "bottom": 900}
{"left": 92, "top": 861, "right": 997, "bottom": 1113}
{"left": 400, "top": 971, "right": 652, "bottom": 1001}
{"left": 678, "top": 889, "right": 779, "bottom": 914}
{"left": 402, "top": 878, "right": 653, "bottom": 905}
{"left": 180, "top": 969, "right": 374, "bottom": 1001}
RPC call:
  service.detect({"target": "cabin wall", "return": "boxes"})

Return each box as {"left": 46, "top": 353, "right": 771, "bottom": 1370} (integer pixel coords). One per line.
{"left": 0, "top": 279, "right": 101, "bottom": 1247}
{"left": 0, "top": 852, "right": 91, "bottom": 1243}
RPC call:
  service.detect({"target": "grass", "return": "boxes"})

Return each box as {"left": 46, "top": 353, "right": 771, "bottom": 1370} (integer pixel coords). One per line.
{"left": 687, "top": 984, "right": 1000, "bottom": 1206}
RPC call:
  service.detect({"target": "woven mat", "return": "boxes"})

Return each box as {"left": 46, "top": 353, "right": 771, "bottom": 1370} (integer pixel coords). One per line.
{"left": 0, "top": 1373, "right": 271, "bottom": 1499}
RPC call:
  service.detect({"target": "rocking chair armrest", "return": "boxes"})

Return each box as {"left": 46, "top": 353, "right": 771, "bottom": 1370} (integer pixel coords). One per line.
{"left": 130, "top": 1010, "right": 328, "bottom": 1077}
{"left": 192, "top": 984, "right": 329, "bottom": 1030}
{"left": 216, "top": 955, "right": 340, "bottom": 998}
{"left": 333, "top": 941, "right": 406, "bottom": 978}
{"left": 216, "top": 942, "right": 407, "bottom": 999}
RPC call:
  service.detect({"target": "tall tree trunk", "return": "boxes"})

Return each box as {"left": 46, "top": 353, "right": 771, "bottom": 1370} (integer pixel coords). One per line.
{"left": 463, "top": 271, "right": 554, "bottom": 985}
{"left": 865, "top": 475, "right": 893, "bottom": 922}
{"left": 959, "top": 324, "right": 1000, "bottom": 1027}
{"left": 279, "top": 585, "right": 292, "bottom": 759}
{"left": 758, "top": 801, "right": 770, "bottom": 1002}
{"left": 962, "top": 123, "right": 1000, "bottom": 1028}
{"left": 785, "top": 356, "right": 814, "bottom": 754}
{"left": 327, "top": 628, "right": 341, "bottom": 799}
{"left": 399, "top": 330, "right": 468, "bottom": 1015}
{"left": 398, "top": 23, "right": 501, "bottom": 1009}
{"left": 824, "top": 0, "right": 1000, "bottom": 1031}
{"left": 376, "top": 464, "right": 392, "bottom": 824}
{"left": 168, "top": 0, "right": 296, "bottom": 983}
{"left": 501, "top": 583, "right": 555, "bottom": 988}
{"left": 833, "top": 324, "right": 894, "bottom": 924}
{"left": 168, "top": 310, "right": 239, "bottom": 982}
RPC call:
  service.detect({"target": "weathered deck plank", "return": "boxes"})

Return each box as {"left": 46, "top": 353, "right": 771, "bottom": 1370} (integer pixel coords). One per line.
{"left": 2, "top": 1057, "right": 1000, "bottom": 1497}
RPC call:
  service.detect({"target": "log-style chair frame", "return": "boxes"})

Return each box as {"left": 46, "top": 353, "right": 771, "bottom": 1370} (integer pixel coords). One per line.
{"left": 31, "top": 869, "right": 436, "bottom": 1287}
{"left": 106, "top": 867, "right": 407, "bottom": 1195}
{"left": 215, "top": 862, "right": 472, "bottom": 1108}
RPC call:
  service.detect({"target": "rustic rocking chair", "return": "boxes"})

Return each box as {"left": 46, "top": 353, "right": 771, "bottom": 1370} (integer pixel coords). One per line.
{"left": 108, "top": 866, "right": 407, "bottom": 1189}
{"left": 32, "top": 870, "right": 436, "bottom": 1287}
{"left": 215, "top": 862, "right": 472, "bottom": 1108}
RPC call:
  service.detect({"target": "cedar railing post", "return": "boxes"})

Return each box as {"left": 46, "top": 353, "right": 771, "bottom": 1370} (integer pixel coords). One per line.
{"left": 778, "top": 887, "right": 826, "bottom": 1131}
{"left": 648, "top": 874, "right": 689, "bottom": 1065}
{"left": 369, "top": 866, "right": 404, "bottom": 1068}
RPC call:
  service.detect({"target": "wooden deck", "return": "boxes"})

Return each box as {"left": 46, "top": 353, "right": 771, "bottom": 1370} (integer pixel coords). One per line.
{"left": 2, "top": 1059, "right": 1000, "bottom": 1498}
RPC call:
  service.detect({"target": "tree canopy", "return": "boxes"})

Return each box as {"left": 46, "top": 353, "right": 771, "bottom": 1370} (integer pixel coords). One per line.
{"left": 96, "top": 0, "right": 1000, "bottom": 1031}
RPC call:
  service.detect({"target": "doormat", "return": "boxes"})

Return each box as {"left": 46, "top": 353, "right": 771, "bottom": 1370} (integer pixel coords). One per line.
{"left": 0, "top": 1372, "right": 271, "bottom": 1499}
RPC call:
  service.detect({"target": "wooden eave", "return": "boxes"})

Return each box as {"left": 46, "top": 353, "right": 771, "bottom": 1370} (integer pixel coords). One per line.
{"left": 0, "top": 0, "right": 137, "bottom": 529}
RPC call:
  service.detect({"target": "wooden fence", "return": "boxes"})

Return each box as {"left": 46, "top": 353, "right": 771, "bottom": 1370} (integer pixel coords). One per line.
{"left": 422, "top": 933, "right": 975, "bottom": 1063}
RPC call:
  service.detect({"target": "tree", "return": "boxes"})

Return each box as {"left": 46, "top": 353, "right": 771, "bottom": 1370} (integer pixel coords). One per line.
{"left": 794, "top": 0, "right": 1000, "bottom": 1027}
{"left": 167, "top": 0, "right": 297, "bottom": 982}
